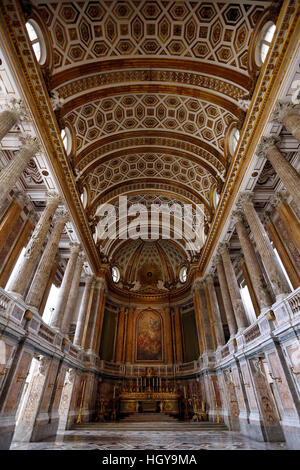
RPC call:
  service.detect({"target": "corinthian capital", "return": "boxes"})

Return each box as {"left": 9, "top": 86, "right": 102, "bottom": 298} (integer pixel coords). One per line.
{"left": 70, "top": 241, "right": 81, "bottom": 254}
{"left": 46, "top": 191, "right": 61, "bottom": 205}
{"left": 236, "top": 191, "right": 254, "bottom": 209}
{"left": 256, "top": 136, "right": 281, "bottom": 158}
{"left": 269, "top": 190, "right": 289, "bottom": 209}
{"left": 272, "top": 101, "right": 297, "bottom": 123}
{"left": 19, "top": 134, "right": 41, "bottom": 154}
{"left": 231, "top": 210, "right": 244, "bottom": 225}
{"left": 53, "top": 208, "right": 69, "bottom": 224}
{"left": 218, "top": 241, "right": 229, "bottom": 255}
{"left": 1, "top": 97, "right": 28, "bottom": 121}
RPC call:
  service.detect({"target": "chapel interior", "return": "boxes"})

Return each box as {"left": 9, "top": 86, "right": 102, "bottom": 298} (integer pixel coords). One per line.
{"left": 0, "top": 0, "right": 299, "bottom": 451}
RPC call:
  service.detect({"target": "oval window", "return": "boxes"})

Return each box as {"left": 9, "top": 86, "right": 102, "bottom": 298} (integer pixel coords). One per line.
{"left": 229, "top": 127, "right": 240, "bottom": 156}
{"left": 179, "top": 266, "right": 188, "bottom": 283}
{"left": 61, "top": 127, "right": 72, "bottom": 155}
{"left": 25, "top": 20, "right": 46, "bottom": 65}
{"left": 112, "top": 266, "right": 120, "bottom": 283}
{"left": 256, "top": 22, "right": 276, "bottom": 67}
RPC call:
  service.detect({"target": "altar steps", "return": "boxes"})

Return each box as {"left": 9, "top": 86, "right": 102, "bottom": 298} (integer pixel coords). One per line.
{"left": 72, "top": 420, "right": 228, "bottom": 432}
{"left": 120, "top": 413, "right": 177, "bottom": 422}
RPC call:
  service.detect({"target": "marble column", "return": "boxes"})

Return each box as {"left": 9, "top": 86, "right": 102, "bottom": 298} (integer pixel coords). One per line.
{"left": 7, "top": 191, "right": 60, "bottom": 297}
{"left": 173, "top": 306, "right": 183, "bottom": 363}
{"left": 273, "top": 101, "right": 300, "bottom": 144}
{"left": 92, "top": 277, "right": 107, "bottom": 354}
{"left": 219, "top": 242, "right": 249, "bottom": 331}
{"left": 50, "top": 242, "right": 81, "bottom": 330}
{"left": 0, "top": 135, "right": 40, "bottom": 207}
{"left": 125, "top": 308, "right": 135, "bottom": 363}
{"left": 215, "top": 255, "right": 237, "bottom": 337}
{"left": 61, "top": 252, "right": 85, "bottom": 336}
{"left": 73, "top": 274, "right": 94, "bottom": 347}
{"left": 82, "top": 278, "right": 97, "bottom": 350}
{"left": 269, "top": 191, "right": 300, "bottom": 251}
{"left": 239, "top": 192, "right": 291, "bottom": 298}
{"left": 0, "top": 98, "right": 27, "bottom": 141}
{"left": 205, "top": 275, "right": 225, "bottom": 348}
{"left": 232, "top": 210, "right": 273, "bottom": 311}
{"left": 115, "top": 307, "right": 125, "bottom": 363}
{"left": 256, "top": 136, "right": 300, "bottom": 208}
{"left": 196, "top": 280, "right": 214, "bottom": 352}
{"left": 25, "top": 209, "right": 69, "bottom": 310}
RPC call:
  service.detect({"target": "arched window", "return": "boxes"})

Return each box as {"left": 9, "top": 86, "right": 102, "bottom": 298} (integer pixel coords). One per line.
{"left": 179, "top": 266, "right": 188, "bottom": 283}
{"left": 25, "top": 20, "right": 46, "bottom": 65}
{"left": 256, "top": 22, "right": 276, "bottom": 66}
{"left": 112, "top": 266, "right": 120, "bottom": 283}
{"left": 61, "top": 127, "right": 72, "bottom": 155}
{"left": 229, "top": 127, "right": 240, "bottom": 156}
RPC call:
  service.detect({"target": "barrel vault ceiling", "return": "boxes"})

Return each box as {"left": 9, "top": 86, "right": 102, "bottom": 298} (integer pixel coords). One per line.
{"left": 26, "top": 0, "right": 275, "bottom": 270}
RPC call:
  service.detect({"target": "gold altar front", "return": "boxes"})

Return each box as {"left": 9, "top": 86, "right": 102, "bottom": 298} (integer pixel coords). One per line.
{"left": 119, "top": 391, "right": 180, "bottom": 414}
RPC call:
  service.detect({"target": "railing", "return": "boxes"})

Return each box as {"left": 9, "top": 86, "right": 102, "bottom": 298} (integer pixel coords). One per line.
{"left": 221, "top": 346, "right": 230, "bottom": 358}
{"left": 287, "top": 289, "right": 300, "bottom": 315}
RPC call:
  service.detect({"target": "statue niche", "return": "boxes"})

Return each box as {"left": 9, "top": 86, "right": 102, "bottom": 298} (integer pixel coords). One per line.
{"left": 136, "top": 310, "right": 162, "bottom": 361}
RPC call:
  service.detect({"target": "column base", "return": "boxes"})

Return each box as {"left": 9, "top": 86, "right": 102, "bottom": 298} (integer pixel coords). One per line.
{"left": 0, "top": 416, "right": 15, "bottom": 450}
{"left": 281, "top": 421, "right": 300, "bottom": 450}
{"left": 30, "top": 412, "right": 59, "bottom": 442}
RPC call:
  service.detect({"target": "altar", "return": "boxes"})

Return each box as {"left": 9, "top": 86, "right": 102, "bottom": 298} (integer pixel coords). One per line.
{"left": 119, "top": 390, "right": 180, "bottom": 415}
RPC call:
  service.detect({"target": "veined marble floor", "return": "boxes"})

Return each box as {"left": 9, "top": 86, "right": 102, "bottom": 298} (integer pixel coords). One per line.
{"left": 10, "top": 430, "right": 287, "bottom": 450}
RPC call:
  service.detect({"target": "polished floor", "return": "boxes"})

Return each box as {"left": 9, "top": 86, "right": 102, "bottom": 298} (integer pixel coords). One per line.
{"left": 11, "top": 428, "right": 287, "bottom": 450}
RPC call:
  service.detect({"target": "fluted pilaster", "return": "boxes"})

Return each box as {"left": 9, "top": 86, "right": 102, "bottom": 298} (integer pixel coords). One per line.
{"left": 257, "top": 136, "right": 300, "bottom": 207}
{"left": 61, "top": 252, "right": 85, "bottom": 335}
{"left": 205, "top": 274, "right": 225, "bottom": 348}
{"left": 239, "top": 192, "right": 291, "bottom": 297}
{"left": 219, "top": 242, "right": 249, "bottom": 331}
{"left": 7, "top": 191, "right": 60, "bottom": 297}
{"left": 26, "top": 209, "right": 69, "bottom": 309}
{"left": 232, "top": 210, "right": 273, "bottom": 310}
{"left": 50, "top": 242, "right": 81, "bottom": 330}
{"left": 0, "top": 135, "right": 40, "bottom": 207}
{"left": 73, "top": 274, "right": 94, "bottom": 347}
{"left": 215, "top": 255, "right": 237, "bottom": 337}
{"left": 0, "top": 98, "right": 27, "bottom": 141}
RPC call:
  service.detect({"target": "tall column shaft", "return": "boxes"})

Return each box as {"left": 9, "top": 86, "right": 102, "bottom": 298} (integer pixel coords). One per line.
{"left": 93, "top": 279, "right": 107, "bottom": 354}
{"left": 205, "top": 275, "right": 225, "bottom": 347}
{"left": 125, "top": 308, "right": 134, "bottom": 363}
{"left": 115, "top": 307, "right": 125, "bottom": 363}
{"left": 7, "top": 191, "right": 60, "bottom": 297}
{"left": 276, "top": 201, "right": 300, "bottom": 251}
{"left": 193, "top": 288, "right": 204, "bottom": 355}
{"left": 0, "top": 136, "right": 40, "bottom": 207}
{"left": 164, "top": 307, "right": 173, "bottom": 363}
{"left": 219, "top": 243, "right": 249, "bottom": 330}
{"left": 61, "top": 253, "right": 85, "bottom": 335}
{"left": 50, "top": 242, "right": 80, "bottom": 330}
{"left": 82, "top": 280, "right": 97, "bottom": 350}
{"left": 257, "top": 136, "right": 300, "bottom": 208}
{"left": 0, "top": 200, "right": 22, "bottom": 252}
{"left": 215, "top": 256, "right": 238, "bottom": 337}
{"left": 239, "top": 193, "right": 291, "bottom": 297}
{"left": 26, "top": 210, "right": 68, "bottom": 309}
{"left": 173, "top": 306, "right": 183, "bottom": 363}
{"left": 232, "top": 211, "right": 273, "bottom": 310}
{"left": 265, "top": 218, "right": 299, "bottom": 289}
{"left": 197, "top": 283, "right": 214, "bottom": 352}
{"left": 74, "top": 275, "right": 94, "bottom": 347}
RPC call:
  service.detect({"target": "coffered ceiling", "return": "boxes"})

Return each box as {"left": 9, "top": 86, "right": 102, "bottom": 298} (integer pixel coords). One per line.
{"left": 28, "top": 0, "right": 275, "bottom": 267}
